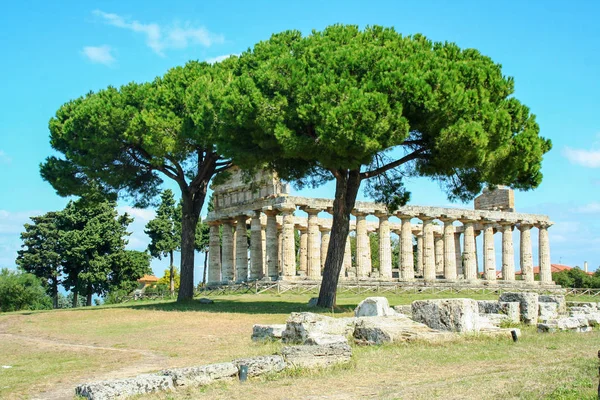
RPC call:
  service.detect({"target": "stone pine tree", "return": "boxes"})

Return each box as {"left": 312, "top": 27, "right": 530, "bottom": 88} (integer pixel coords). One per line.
{"left": 218, "top": 25, "right": 552, "bottom": 307}
{"left": 17, "top": 212, "right": 63, "bottom": 308}
{"left": 41, "top": 61, "right": 234, "bottom": 301}
{"left": 145, "top": 189, "right": 180, "bottom": 295}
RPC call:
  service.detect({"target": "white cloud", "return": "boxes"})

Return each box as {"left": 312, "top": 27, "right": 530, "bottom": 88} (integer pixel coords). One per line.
{"left": 93, "top": 10, "right": 224, "bottom": 57}
{"left": 0, "top": 210, "right": 43, "bottom": 234}
{"left": 0, "top": 150, "right": 12, "bottom": 164}
{"left": 205, "top": 54, "right": 237, "bottom": 64}
{"left": 563, "top": 147, "right": 600, "bottom": 168}
{"left": 81, "top": 45, "right": 116, "bottom": 66}
{"left": 118, "top": 206, "right": 155, "bottom": 222}
{"left": 573, "top": 202, "right": 600, "bottom": 213}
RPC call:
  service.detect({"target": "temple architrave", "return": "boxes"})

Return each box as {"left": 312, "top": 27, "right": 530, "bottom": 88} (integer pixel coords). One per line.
{"left": 205, "top": 168, "right": 556, "bottom": 288}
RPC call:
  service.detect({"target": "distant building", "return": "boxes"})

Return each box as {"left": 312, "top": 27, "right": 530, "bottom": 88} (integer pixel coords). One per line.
{"left": 515, "top": 264, "right": 594, "bottom": 277}
{"left": 137, "top": 274, "right": 159, "bottom": 288}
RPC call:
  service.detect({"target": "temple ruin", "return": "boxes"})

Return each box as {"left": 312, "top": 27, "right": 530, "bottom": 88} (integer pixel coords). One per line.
{"left": 205, "top": 168, "right": 557, "bottom": 289}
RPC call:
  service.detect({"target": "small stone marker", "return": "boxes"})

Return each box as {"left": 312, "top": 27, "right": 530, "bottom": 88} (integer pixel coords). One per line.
{"left": 198, "top": 298, "right": 214, "bottom": 304}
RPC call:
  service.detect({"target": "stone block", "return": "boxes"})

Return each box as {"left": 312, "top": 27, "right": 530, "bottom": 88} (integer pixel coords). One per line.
{"left": 282, "top": 312, "right": 356, "bottom": 343}
{"left": 498, "top": 292, "right": 539, "bottom": 325}
{"left": 162, "top": 362, "right": 238, "bottom": 387}
{"left": 304, "top": 333, "right": 349, "bottom": 346}
{"left": 393, "top": 305, "right": 412, "bottom": 316}
{"left": 539, "top": 295, "right": 567, "bottom": 315}
{"left": 477, "top": 300, "right": 500, "bottom": 314}
{"left": 479, "top": 313, "right": 510, "bottom": 327}
{"left": 233, "top": 355, "right": 285, "bottom": 377}
{"left": 251, "top": 324, "right": 286, "bottom": 341}
{"left": 498, "top": 302, "right": 521, "bottom": 323}
{"left": 566, "top": 301, "right": 598, "bottom": 309}
{"left": 411, "top": 298, "right": 481, "bottom": 332}
{"left": 354, "top": 297, "right": 396, "bottom": 317}
{"left": 537, "top": 317, "right": 592, "bottom": 333}
{"left": 353, "top": 315, "right": 452, "bottom": 344}
{"left": 281, "top": 343, "right": 352, "bottom": 368}
{"left": 75, "top": 374, "right": 174, "bottom": 400}
{"left": 538, "top": 302, "right": 558, "bottom": 321}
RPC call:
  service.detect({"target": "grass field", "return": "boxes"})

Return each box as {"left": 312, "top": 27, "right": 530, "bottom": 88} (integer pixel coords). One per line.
{"left": 0, "top": 292, "right": 598, "bottom": 399}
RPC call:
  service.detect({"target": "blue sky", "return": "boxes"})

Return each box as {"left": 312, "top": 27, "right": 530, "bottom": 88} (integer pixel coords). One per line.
{"left": 1, "top": 0, "right": 600, "bottom": 280}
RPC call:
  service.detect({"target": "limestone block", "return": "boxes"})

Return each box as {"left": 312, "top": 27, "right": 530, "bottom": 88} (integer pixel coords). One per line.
{"left": 75, "top": 374, "right": 174, "bottom": 400}
{"left": 477, "top": 300, "right": 501, "bottom": 314}
{"left": 198, "top": 298, "right": 214, "bottom": 304}
{"left": 569, "top": 307, "right": 590, "bottom": 316}
{"left": 281, "top": 343, "right": 352, "bottom": 368}
{"left": 498, "top": 292, "right": 539, "bottom": 325}
{"left": 354, "top": 297, "right": 396, "bottom": 317}
{"left": 537, "top": 317, "right": 592, "bottom": 333}
{"left": 538, "top": 302, "right": 558, "bottom": 321}
{"left": 566, "top": 301, "right": 598, "bottom": 309}
{"left": 162, "top": 362, "right": 238, "bottom": 387}
{"left": 353, "top": 315, "right": 453, "bottom": 344}
{"left": 393, "top": 305, "right": 412, "bottom": 316}
{"left": 411, "top": 298, "right": 481, "bottom": 332}
{"left": 478, "top": 313, "right": 508, "bottom": 327}
{"left": 539, "top": 295, "right": 567, "bottom": 315}
{"left": 587, "top": 313, "right": 600, "bottom": 327}
{"left": 498, "top": 302, "right": 521, "bottom": 323}
{"left": 251, "top": 324, "right": 286, "bottom": 341}
{"left": 304, "top": 333, "right": 349, "bottom": 346}
{"left": 282, "top": 312, "right": 356, "bottom": 343}
{"left": 233, "top": 355, "right": 286, "bottom": 377}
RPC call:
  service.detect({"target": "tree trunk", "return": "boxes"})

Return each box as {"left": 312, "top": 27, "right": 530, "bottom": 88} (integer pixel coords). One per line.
{"left": 52, "top": 277, "right": 58, "bottom": 309}
{"left": 177, "top": 188, "right": 205, "bottom": 301}
{"left": 86, "top": 284, "right": 92, "bottom": 306}
{"left": 169, "top": 250, "right": 175, "bottom": 296}
{"left": 72, "top": 276, "right": 79, "bottom": 308}
{"left": 202, "top": 250, "right": 208, "bottom": 285}
{"left": 317, "top": 170, "right": 362, "bottom": 308}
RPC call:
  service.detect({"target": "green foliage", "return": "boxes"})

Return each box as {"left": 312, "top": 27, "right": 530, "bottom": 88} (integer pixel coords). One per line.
{"left": 0, "top": 269, "right": 52, "bottom": 312}
{"left": 552, "top": 268, "right": 600, "bottom": 288}
{"left": 145, "top": 189, "right": 179, "bottom": 260}
{"left": 158, "top": 268, "right": 180, "bottom": 290}
{"left": 56, "top": 292, "right": 87, "bottom": 308}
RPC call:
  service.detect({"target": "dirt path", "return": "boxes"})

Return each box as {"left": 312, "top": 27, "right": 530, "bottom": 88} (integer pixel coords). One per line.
{"left": 0, "top": 332, "right": 169, "bottom": 400}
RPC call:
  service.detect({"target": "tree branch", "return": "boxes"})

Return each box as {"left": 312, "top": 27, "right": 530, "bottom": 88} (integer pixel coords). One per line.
{"left": 360, "top": 149, "right": 426, "bottom": 180}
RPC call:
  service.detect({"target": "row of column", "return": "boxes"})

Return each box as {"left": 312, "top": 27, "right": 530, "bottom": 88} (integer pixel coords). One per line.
{"left": 207, "top": 210, "right": 552, "bottom": 286}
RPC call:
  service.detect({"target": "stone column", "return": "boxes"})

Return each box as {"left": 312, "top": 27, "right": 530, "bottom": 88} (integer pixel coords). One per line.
{"left": 277, "top": 226, "right": 283, "bottom": 275}
{"left": 298, "top": 227, "right": 308, "bottom": 275}
{"left": 434, "top": 233, "right": 444, "bottom": 276}
{"left": 538, "top": 223, "right": 552, "bottom": 284}
{"left": 500, "top": 223, "right": 515, "bottom": 281}
{"left": 474, "top": 230, "right": 481, "bottom": 278}
{"left": 399, "top": 216, "right": 415, "bottom": 281}
{"left": 454, "top": 232, "right": 462, "bottom": 277}
{"left": 221, "top": 219, "right": 235, "bottom": 283}
{"left": 320, "top": 226, "right": 331, "bottom": 272}
{"left": 261, "top": 227, "right": 267, "bottom": 277}
{"left": 519, "top": 223, "right": 534, "bottom": 283}
{"left": 422, "top": 218, "right": 436, "bottom": 281}
{"left": 207, "top": 222, "right": 221, "bottom": 285}
{"left": 416, "top": 232, "right": 424, "bottom": 277}
{"left": 249, "top": 211, "right": 264, "bottom": 281}
{"left": 354, "top": 212, "right": 370, "bottom": 278}
{"left": 483, "top": 222, "right": 496, "bottom": 281}
{"left": 235, "top": 216, "right": 249, "bottom": 283}
{"left": 376, "top": 213, "right": 392, "bottom": 280}
{"left": 280, "top": 207, "right": 296, "bottom": 279}
{"left": 303, "top": 208, "right": 321, "bottom": 280}
{"left": 264, "top": 210, "right": 279, "bottom": 280}
{"left": 343, "top": 235, "right": 353, "bottom": 278}
{"left": 461, "top": 220, "right": 477, "bottom": 281}
{"left": 442, "top": 219, "right": 457, "bottom": 280}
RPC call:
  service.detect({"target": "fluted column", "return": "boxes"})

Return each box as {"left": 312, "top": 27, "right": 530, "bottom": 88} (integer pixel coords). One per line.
{"left": 303, "top": 208, "right": 321, "bottom": 279}
{"left": 474, "top": 230, "right": 481, "bottom": 279}
{"left": 376, "top": 213, "right": 392, "bottom": 279}
{"left": 434, "top": 233, "right": 444, "bottom": 276}
{"left": 320, "top": 226, "right": 331, "bottom": 272}
{"left": 277, "top": 226, "right": 283, "bottom": 275}
{"left": 499, "top": 223, "right": 515, "bottom": 281}
{"left": 264, "top": 210, "right": 279, "bottom": 280}
{"left": 483, "top": 223, "right": 496, "bottom": 281}
{"left": 416, "top": 232, "right": 424, "bottom": 277}
{"left": 235, "top": 216, "right": 249, "bottom": 283}
{"left": 519, "top": 223, "right": 534, "bottom": 283}
{"left": 280, "top": 207, "right": 296, "bottom": 279}
{"left": 344, "top": 234, "right": 354, "bottom": 278}
{"left": 298, "top": 227, "right": 308, "bottom": 275}
{"left": 261, "top": 227, "right": 267, "bottom": 277}
{"left": 422, "top": 218, "right": 436, "bottom": 281}
{"left": 462, "top": 220, "right": 477, "bottom": 281}
{"left": 538, "top": 223, "right": 552, "bottom": 284}
{"left": 399, "top": 216, "right": 414, "bottom": 281}
{"left": 454, "top": 232, "right": 462, "bottom": 277}
{"left": 207, "top": 222, "right": 221, "bottom": 285}
{"left": 221, "top": 219, "right": 235, "bottom": 283}
{"left": 442, "top": 219, "right": 457, "bottom": 280}
{"left": 249, "top": 211, "right": 264, "bottom": 281}
{"left": 354, "top": 212, "right": 370, "bottom": 278}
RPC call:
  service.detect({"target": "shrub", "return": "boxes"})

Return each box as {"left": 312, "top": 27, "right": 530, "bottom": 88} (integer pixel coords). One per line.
{"left": 0, "top": 268, "right": 52, "bottom": 312}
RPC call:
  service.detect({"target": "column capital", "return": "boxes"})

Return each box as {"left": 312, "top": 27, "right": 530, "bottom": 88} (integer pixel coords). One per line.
{"left": 208, "top": 220, "right": 221, "bottom": 226}
{"left": 519, "top": 221, "right": 534, "bottom": 230}
{"left": 439, "top": 215, "right": 456, "bottom": 223}
{"left": 395, "top": 211, "right": 414, "bottom": 221}
{"left": 262, "top": 206, "right": 279, "bottom": 216}
{"left": 459, "top": 218, "right": 477, "bottom": 224}
{"left": 374, "top": 211, "right": 389, "bottom": 219}
{"left": 299, "top": 205, "right": 322, "bottom": 215}
{"left": 351, "top": 209, "right": 369, "bottom": 217}
{"left": 276, "top": 203, "right": 296, "bottom": 214}
{"left": 319, "top": 225, "right": 331, "bottom": 233}
{"left": 535, "top": 221, "right": 554, "bottom": 229}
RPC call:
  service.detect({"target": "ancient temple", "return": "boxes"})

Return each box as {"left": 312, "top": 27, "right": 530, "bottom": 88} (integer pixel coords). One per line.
{"left": 205, "top": 168, "right": 555, "bottom": 288}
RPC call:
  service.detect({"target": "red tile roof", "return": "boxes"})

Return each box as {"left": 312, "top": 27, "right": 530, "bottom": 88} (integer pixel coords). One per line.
{"left": 137, "top": 274, "right": 159, "bottom": 283}
{"left": 515, "top": 264, "right": 594, "bottom": 276}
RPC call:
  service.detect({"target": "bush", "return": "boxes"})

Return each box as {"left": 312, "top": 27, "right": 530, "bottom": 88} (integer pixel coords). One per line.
{"left": 0, "top": 268, "right": 52, "bottom": 312}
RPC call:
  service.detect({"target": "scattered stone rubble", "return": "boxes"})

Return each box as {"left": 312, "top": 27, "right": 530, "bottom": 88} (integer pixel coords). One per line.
{"left": 76, "top": 294, "right": 597, "bottom": 399}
